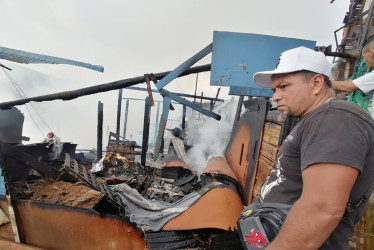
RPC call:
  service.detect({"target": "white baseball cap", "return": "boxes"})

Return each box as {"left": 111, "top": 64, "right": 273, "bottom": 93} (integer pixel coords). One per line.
{"left": 253, "top": 46, "right": 332, "bottom": 88}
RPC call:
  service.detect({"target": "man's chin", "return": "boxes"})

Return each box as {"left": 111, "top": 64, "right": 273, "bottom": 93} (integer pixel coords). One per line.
{"left": 280, "top": 110, "right": 294, "bottom": 119}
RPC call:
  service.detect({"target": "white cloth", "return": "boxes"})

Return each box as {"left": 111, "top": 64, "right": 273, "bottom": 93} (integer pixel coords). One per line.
{"left": 108, "top": 181, "right": 223, "bottom": 232}
{"left": 352, "top": 71, "right": 374, "bottom": 118}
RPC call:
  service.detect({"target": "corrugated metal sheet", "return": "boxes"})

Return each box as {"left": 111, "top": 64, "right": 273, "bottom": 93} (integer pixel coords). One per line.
{"left": 0, "top": 46, "right": 104, "bottom": 72}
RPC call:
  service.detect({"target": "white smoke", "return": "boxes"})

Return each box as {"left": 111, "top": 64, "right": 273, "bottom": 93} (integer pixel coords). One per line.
{"left": 185, "top": 97, "right": 239, "bottom": 175}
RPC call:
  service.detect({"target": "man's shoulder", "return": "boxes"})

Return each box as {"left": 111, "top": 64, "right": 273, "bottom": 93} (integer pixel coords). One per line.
{"left": 305, "top": 99, "right": 373, "bottom": 123}
{"left": 353, "top": 70, "right": 374, "bottom": 84}
{"left": 327, "top": 99, "right": 374, "bottom": 123}
{"left": 330, "top": 98, "right": 366, "bottom": 110}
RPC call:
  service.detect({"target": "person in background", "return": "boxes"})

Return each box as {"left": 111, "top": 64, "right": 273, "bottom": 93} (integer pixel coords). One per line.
{"left": 251, "top": 46, "right": 374, "bottom": 249}
{"left": 42, "top": 132, "right": 61, "bottom": 148}
{"left": 332, "top": 35, "right": 374, "bottom": 118}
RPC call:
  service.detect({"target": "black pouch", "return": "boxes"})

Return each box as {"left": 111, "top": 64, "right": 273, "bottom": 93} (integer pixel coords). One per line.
{"left": 237, "top": 202, "right": 291, "bottom": 249}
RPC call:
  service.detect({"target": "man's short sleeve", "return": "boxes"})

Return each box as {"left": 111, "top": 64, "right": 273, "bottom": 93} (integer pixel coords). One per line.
{"left": 299, "top": 107, "right": 371, "bottom": 172}
{"left": 352, "top": 71, "right": 374, "bottom": 93}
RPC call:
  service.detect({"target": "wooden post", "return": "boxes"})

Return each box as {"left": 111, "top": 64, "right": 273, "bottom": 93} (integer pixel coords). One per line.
{"left": 123, "top": 99, "right": 129, "bottom": 139}
{"left": 141, "top": 97, "right": 151, "bottom": 166}
{"left": 116, "top": 89, "right": 122, "bottom": 139}
{"left": 97, "top": 102, "right": 103, "bottom": 160}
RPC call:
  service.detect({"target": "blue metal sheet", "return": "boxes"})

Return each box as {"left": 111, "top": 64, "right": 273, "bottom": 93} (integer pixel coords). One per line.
{"left": 0, "top": 46, "right": 104, "bottom": 72}
{"left": 228, "top": 86, "right": 273, "bottom": 98}
{"left": 210, "top": 31, "right": 316, "bottom": 97}
{"left": 153, "top": 96, "right": 171, "bottom": 160}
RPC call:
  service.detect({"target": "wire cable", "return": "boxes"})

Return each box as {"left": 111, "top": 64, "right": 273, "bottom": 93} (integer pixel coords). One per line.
{"left": 1, "top": 67, "right": 52, "bottom": 137}
{"left": 2, "top": 68, "right": 52, "bottom": 131}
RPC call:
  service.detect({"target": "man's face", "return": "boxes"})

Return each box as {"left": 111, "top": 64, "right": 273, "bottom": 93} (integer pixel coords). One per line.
{"left": 362, "top": 49, "right": 374, "bottom": 69}
{"left": 271, "top": 73, "right": 315, "bottom": 118}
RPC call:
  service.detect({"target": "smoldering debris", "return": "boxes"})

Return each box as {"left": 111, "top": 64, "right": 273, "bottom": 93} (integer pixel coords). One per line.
{"left": 101, "top": 154, "right": 199, "bottom": 203}
{"left": 4, "top": 124, "right": 243, "bottom": 250}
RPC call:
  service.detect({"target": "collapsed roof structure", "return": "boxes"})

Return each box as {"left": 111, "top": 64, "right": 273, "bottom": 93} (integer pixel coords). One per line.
{"left": 0, "top": 3, "right": 374, "bottom": 247}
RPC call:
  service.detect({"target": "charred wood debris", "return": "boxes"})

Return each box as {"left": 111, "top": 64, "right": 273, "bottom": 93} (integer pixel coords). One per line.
{"left": 4, "top": 130, "right": 242, "bottom": 250}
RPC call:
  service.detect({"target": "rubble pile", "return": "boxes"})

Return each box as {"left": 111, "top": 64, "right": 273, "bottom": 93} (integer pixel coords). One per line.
{"left": 102, "top": 154, "right": 199, "bottom": 203}
{"left": 3, "top": 130, "right": 244, "bottom": 249}
{"left": 11, "top": 179, "right": 103, "bottom": 209}
{"left": 143, "top": 175, "right": 195, "bottom": 203}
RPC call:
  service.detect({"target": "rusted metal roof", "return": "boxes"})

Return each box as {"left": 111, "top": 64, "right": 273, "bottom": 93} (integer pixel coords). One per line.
{"left": 0, "top": 46, "right": 104, "bottom": 72}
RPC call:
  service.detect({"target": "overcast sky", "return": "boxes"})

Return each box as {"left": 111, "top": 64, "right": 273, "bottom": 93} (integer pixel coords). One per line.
{"left": 0, "top": 0, "right": 350, "bottom": 150}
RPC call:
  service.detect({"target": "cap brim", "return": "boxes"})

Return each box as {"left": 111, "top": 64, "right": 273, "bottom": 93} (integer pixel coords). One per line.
{"left": 253, "top": 68, "right": 302, "bottom": 88}
{"left": 253, "top": 71, "right": 274, "bottom": 88}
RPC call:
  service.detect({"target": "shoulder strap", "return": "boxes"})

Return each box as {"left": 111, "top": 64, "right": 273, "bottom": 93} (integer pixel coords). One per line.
{"left": 345, "top": 181, "right": 374, "bottom": 215}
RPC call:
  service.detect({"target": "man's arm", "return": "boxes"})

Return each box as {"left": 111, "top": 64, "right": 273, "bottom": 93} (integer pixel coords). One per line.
{"left": 266, "top": 163, "right": 359, "bottom": 250}
{"left": 332, "top": 80, "right": 359, "bottom": 92}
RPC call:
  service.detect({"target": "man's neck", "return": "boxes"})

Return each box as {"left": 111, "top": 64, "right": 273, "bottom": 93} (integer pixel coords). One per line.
{"left": 303, "top": 91, "right": 334, "bottom": 116}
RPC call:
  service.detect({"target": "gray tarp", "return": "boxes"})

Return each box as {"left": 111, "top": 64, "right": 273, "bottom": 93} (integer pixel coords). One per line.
{"left": 109, "top": 181, "right": 223, "bottom": 232}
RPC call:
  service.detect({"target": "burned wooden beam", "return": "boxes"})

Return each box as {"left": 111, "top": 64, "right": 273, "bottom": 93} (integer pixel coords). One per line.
{"left": 97, "top": 101, "right": 104, "bottom": 160}
{"left": 0, "top": 64, "right": 211, "bottom": 110}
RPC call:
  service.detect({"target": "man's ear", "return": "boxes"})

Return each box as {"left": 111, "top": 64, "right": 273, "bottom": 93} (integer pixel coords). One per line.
{"left": 311, "top": 74, "right": 324, "bottom": 95}
{"left": 370, "top": 48, "right": 374, "bottom": 57}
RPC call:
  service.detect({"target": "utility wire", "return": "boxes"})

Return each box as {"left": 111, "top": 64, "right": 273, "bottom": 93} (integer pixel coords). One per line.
{"left": 2, "top": 68, "right": 53, "bottom": 131}
{"left": 1, "top": 67, "right": 52, "bottom": 137}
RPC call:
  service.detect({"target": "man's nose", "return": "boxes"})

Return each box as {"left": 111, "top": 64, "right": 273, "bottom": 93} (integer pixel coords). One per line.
{"left": 272, "top": 89, "right": 281, "bottom": 102}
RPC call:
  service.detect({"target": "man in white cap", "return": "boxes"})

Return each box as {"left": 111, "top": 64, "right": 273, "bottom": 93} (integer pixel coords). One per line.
{"left": 251, "top": 46, "right": 374, "bottom": 249}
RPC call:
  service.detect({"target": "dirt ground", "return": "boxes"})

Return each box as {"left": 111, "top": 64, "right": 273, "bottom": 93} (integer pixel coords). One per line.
{"left": 29, "top": 181, "right": 103, "bottom": 209}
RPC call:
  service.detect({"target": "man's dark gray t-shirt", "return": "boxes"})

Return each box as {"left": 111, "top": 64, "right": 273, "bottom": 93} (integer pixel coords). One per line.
{"left": 257, "top": 99, "right": 374, "bottom": 250}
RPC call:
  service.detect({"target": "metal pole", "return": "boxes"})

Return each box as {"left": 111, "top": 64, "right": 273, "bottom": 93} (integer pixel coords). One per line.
{"left": 141, "top": 97, "right": 151, "bottom": 166}
{"left": 182, "top": 104, "right": 187, "bottom": 130}
{"left": 199, "top": 92, "right": 203, "bottom": 121}
{"left": 154, "top": 102, "right": 160, "bottom": 146}
{"left": 194, "top": 73, "right": 199, "bottom": 103}
{"left": 213, "top": 87, "right": 221, "bottom": 106}
{"left": 97, "top": 101, "right": 103, "bottom": 161}
{"left": 155, "top": 43, "right": 212, "bottom": 90}
{"left": 124, "top": 86, "right": 224, "bottom": 102}
{"left": 233, "top": 96, "right": 244, "bottom": 129}
{"left": 160, "top": 137, "right": 164, "bottom": 154}
{"left": 123, "top": 99, "right": 129, "bottom": 139}
{"left": 116, "top": 89, "right": 122, "bottom": 138}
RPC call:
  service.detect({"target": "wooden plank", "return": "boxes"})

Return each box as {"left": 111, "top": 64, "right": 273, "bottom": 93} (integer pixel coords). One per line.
{"left": 260, "top": 142, "right": 278, "bottom": 160}
{"left": 252, "top": 121, "right": 281, "bottom": 201}
{"left": 259, "top": 153, "right": 276, "bottom": 166}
